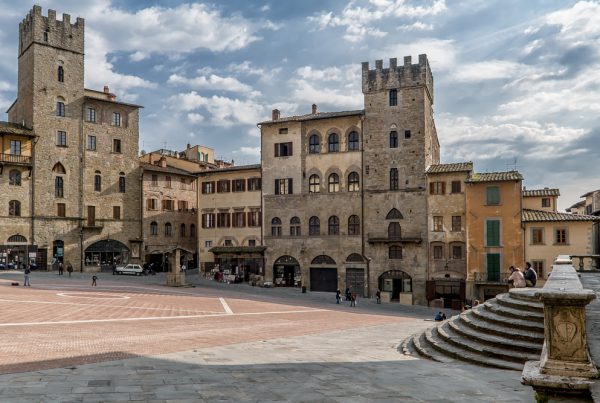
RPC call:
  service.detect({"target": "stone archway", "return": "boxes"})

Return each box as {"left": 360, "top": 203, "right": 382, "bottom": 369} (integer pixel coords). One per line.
{"left": 273, "top": 255, "right": 300, "bottom": 287}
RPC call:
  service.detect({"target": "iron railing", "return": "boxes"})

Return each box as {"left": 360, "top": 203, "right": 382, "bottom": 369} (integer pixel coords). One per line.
{"left": 473, "top": 271, "right": 510, "bottom": 283}
{"left": 0, "top": 153, "right": 32, "bottom": 164}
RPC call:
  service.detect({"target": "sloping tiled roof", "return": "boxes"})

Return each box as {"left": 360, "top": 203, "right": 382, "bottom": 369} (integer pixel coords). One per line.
{"left": 196, "top": 164, "right": 261, "bottom": 175}
{"left": 522, "top": 209, "right": 600, "bottom": 222}
{"left": 465, "top": 171, "right": 523, "bottom": 183}
{"left": 0, "top": 121, "right": 35, "bottom": 137}
{"left": 140, "top": 162, "right": 196, "bottom": 177}
{"left": 258, "top": 110, "right": 364, "bottom": 125}
{"left": 522, "top": 188, "right": 560, "bottom": 197}
{"left": 566, "top": 200, "right": 586, "bottom": 211}
{"left": 426, "top": 162, "right": 473, "bottom": 174}
{"left": 581, "top": 190, "right": 600, "bottom": 198}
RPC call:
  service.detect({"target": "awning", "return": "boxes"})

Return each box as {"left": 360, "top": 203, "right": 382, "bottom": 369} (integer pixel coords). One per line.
{"left": 209, "top": 246, "right": 266, "bottom": 254}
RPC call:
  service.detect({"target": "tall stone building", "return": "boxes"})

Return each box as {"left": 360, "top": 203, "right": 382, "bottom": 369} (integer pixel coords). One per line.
{"left": 4, "top": 6, "right": 142, "bottom": 270}
{"left": 260, "top": 56, "right": 439, "bottom": 304}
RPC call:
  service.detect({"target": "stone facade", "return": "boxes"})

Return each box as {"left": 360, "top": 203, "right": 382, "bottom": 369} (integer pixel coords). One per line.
{"left": 260, "top": 55, "right": 439, "bottom": 304}
{"left": 197, "top": 165, "right": 262, "bottom": 279}
{"left": 5, "top": 6, "right": 142, "bottom": 271}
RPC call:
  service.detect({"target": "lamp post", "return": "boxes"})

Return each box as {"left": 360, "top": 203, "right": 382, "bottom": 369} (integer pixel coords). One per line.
{"left": 362, "top": 255, "right": 372, "bottom": 298}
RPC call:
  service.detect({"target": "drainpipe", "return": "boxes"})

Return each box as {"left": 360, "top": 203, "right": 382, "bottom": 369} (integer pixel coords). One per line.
{"left": 79, "top": 102, "right": 85, "bottom": 272}
{"left": 360, "top": 115, "right": 369, "bottom": 297}
{"left": 30, "top": 135, "right": 38, "bottom": 262}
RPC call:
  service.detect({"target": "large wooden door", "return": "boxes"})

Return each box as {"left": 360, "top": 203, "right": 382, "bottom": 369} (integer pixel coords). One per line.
{"left": 345, "top": 268, "right": 365, "bottom": 297}
{"left": 310, "top": 267, "right": 337, "bottom": 292}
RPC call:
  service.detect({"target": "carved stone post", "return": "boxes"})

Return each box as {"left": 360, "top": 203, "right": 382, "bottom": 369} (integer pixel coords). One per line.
{"left": 166, "top": 248, "right": 185, "bottom": 286}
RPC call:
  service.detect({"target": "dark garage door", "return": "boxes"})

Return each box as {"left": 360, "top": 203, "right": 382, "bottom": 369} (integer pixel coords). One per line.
{"left": 346, "top": 268, "right": 365, "bottom": 297}
{"left": 310, "top": 267, "right": 337, "bottom": 292}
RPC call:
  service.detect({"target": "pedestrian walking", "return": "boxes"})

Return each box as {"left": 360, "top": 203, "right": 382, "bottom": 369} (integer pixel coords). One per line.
{"left": 350, "top": 293, "right": 357, "bottom": 307}
{"left": 336, "top": 289, "right": 341, "bottom": 304}
{"left": 524, "top": 262, "right": 537, "bottom": 287}
{"left": 24, "top": 265, "right": 31, "bottom": 287}
{"left": 345, "top": 287, "right": 352, "bottom": 301}
{"left": 376, "top": 289, "right": 381, "bottom": 304}
{"left": 112, "top": 262, "right": 117, "bottom": 275}
{"left": 58, "top": 261, "right": 64, "bottom": 275}
{"left": 67, "top": 263, "right": 73, "bottom": 277}
{"left": 92, "top": 275, "right": 98, "bottom": 286}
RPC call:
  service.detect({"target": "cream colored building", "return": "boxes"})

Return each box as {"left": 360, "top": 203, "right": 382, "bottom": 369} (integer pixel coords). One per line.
{"left": 425, "top": 162, "right": 472, "bottom": 309}
{"left": 4, "top": 6, "right": 142, "bottom": 271}
{"left": 197, "top": 164, "right": 263, "bottom": 280}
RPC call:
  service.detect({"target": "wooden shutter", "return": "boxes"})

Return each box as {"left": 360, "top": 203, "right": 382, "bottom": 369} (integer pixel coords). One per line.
{"left": 288, "top": 142, "right": 293, "bottom": 156}
{"left": 486, "top": 220, "right": 500, "bottom": 246}
{"left": 275, "top": 179, "right": 280, "bottom": 195}
{"left": 441, "top": 182, "right": 446, "bottom": 194}
{"left": 429, "top": 182, "right": 434, "bottom": 194}
{"left": 274, "top": 143, "right": 279, "bottom": 157}
{"left": 487, "top": 254, "right": 500, "bottom": 281}
{"left": 242, "top": 212, "right": 246, "bottom": 227}
{"left": 289, "top": 178, "right": 293, "bottom": 194}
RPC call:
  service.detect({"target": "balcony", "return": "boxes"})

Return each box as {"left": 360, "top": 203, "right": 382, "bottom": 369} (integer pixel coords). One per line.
{"left": 473, "top": 271, "right": 510, "bottom": 284}
{"left": 0, "top": 153, "right": 32, "bottom": 165}
{"left": 367, "top": 233, "right": 422, "bottom": 244}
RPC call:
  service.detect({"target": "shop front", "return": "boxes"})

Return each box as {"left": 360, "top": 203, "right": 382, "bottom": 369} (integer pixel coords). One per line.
{"left": 0, "top": 235, "right": 38, "bottom": 269}
{"left": 273, "top": 255, "right": 301, "bottom": 287}
{"left": 84, "top": 239, "right": 130, "bottom": 270}
{"left": 378, "top": 270, "right": 413, "bottom": 304}
{"left": 209, "top": 246, "right": 266, "bottom": 283}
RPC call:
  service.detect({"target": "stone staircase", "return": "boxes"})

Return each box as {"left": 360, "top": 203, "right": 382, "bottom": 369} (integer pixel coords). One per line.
{"left": 401, "top": 288, "right": 544, "bottom": 371}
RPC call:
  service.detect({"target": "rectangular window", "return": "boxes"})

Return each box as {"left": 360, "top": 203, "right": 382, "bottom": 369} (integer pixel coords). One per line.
{"left": 390, "top": 168, "right": 398, "bottom": 190}
{"left": 274, "top": 142, "right": 293, "bottom": 157}
{"left": 162, "top": 200, "right": 174, "bottom": 211}
{"left": 248, "top": 239, "right": 256, "bottom": 247}
{"left": 451, "top": 181, "right": 461, "bottom": 193}
{"left": 224, "top": 240, "right": 233, "bottom": 246}
{"left": 233, "top": 179, "right": 246, "bottom": 192}
{"left": 113, "top": 139, "right": 122, "bottom": 153}
{"left": 112, "top": 112, "right": 121, "bottom": 126}
{"left": 56, "top": 131, "right": 67, "bottom": 147}
{"left": 151, "top": 174, "right": 158, "bottom": 186}
{"left": 248, "top": 211, "right": 261, "bottom": 227}
{"left": 555, "top": 228, "right": 567, "bottom": 245}
{"left": 146, "top": 198, "right": 158, "bottom": 210}
{"left": 57, "top": 203, "right": 66, "bottom": 217}
{"left": 275, "top": 178, "right": 293, "bottom": 195}
{"left": 178, "top": 200, "right": 188, "bottom": 211}
{"left": 233, "top": 212, "right": 246, "bottom": 227}
{"left": 452, "top": 245, "right": 463, "bottom": 259}
{"left": 542, "top": 198, "right": 551, "bottom": 208}
{"left": 248, "top": 178, "right": 261, "bottom": 191}
{"left": 113, "top": 206, "right": 121, "bottom": 220}
{"left": 165, "top": 176, "right": 172, "bottom": 188}
{"left": 202, "top": 181, "right": 215, "bottom": 194}
{"left": 433, "top": 245, "right": 444, "bottom": 259}
{"left": 487, "top": 253, "right": 501, "bottom": 282}
{"left": 205, "top": 240, "right": 213, "bottom": 247}
{"left": 486, "top": 219, "right": 501, "bottom": 247}
{"left": 278, "top": 128, "right": 288, "bottom": 134}
{"left": 451, "top": 216, "right": 462, "bottom": 232}
{"left": 86, "top": 107, "right": 96, "bottom": 123}
{"left": 389, "top": 89, "right": 397, "bottom": 106}
{"left": 119, "top": 176, "right": 126, "bottom": 193}
{"left": 404, "top": 130, "right": 411, "bottom": 139}
{"left": 202, "top": 213, "right": 216, "bottom": 229}
{"left": 531, "top": 228, "right": 544, "bottom": 244}
{"left": 433, "top": 216, "right": 443, "bottom": 232}
{"left": 10, "top": 140, "right": 21, "bottom": 155}
{"left": 87, "top": 135, "right": 97, "bottom": 151}
{"left": 429, "top": 182, "right": 445, "bottom": 195}
{"left": 533, "top": 260, "right": 545, "bottom": 279}
{"left": 217, "top": 212, "right": 231, "bottom": 228}
{"left": 486, "top": 186, "right": 500, "bottom": 205}
{"left": 217, "top": 180, "right": 230, "bottom": 193}
{"left": 94, "top": 174, "right": 101, "bottom": 192}
{"left": 87, "top": 206, "right": 96, "bottom": 227}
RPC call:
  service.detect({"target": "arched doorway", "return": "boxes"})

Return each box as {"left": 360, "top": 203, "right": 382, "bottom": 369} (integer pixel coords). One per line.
{"left": 84, "top": 240, "right": 130, "bottom": 269}
{"left": 345, "top": 253, "right": 366, "bottom": 297}
{"left": 273, "top": 255, "right": 300, "bottom": 287}
{"left": 379, "top": 270, "right": 412, "bottom": 301}
{"left": 4, "top": 234, "right": 28, "bottom": 269}
{"left": 310, "top": 255, "right": 337, "bottom": 292}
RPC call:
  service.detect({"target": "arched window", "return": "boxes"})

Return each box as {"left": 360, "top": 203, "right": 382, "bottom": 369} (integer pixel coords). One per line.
{"left": 271, "top": 217, "right": 282, "bottom": 237}
{"left": 309, "top": 174, "right": 320, "bottom": 193}
{"left": 56, "top": 100, "right": 65, "bottom": 117}
{"left": 328, "top": 216, "right": 339, "bottom": 235}
{"left": 309, "top": 216, "right": 320, "bottom": 236}
{"left": 150, "top": 221, "right": 158, "bottom": 235}
{"left": 180, "top": 223, "right": 186, "bottom": 237}
{"left": 190, "top": 224, "right": 196, "bottom": 237}
{"left": 9, "top": 200, "right": 21, "bottom": 216}
{"left": 55, "top": 176, "right": 64, "bottom": 198}
{"left": 348, "top": 172, "right": 359, "bottom": 192}
{"left": 94, "top": 170, "right": 101, "bottom": 192}
{"left": 309, "top": 134, "right": 320, "bottom": 154}
{"left": 389, "top": 245, "right": 403, "bottom": 259}
{"left": 348, "top": 215, "right": 360, "bottom": 235}
{"left": 386, "top": 208, "right": 403, "bottom": 219}
{"left": 328, "top": 173, "right": 340, "bottom": 193}
{"left": 388, "top": 222, "right": 401, "bottom": 239}
{"left": 328, "top": 133, "right": 339, "bottom": 152}
{"left": 165, "top": 222, "right": 172, "bottom": 236}
{"left": 389, "top": 131, "right": 398, "bottom": 148}
{"left": 58, "top": 66, "right": 64, "bottom": 82}
{"left": 390, "top": 168, "right": 399, "bottom": 190}
{"left": 119, "top": 172, "right": 126, "bottom": 193}
{"left": 52, "top": 162, "right": 66, "bottom": 174}
{"left": 8, "top": 234, "right": 27, "bottom": 243}
{"left": 290, "top": 216, "right": 301, "bottom": 236}
{"left": 9, "top": 170, "right": 21, "bottom": 186}
{"left": 348, "top": 131, "right": 359, "bottom": 150}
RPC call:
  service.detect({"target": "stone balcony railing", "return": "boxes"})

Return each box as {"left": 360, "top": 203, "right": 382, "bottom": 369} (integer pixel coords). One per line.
{"left": 473, "top": 271, "right": 510, "bottom": 284}
{"left": 570, "top": 254, "right": 600, "bottom": 271}
{"left": 0, "top": 153, "right": 32, "bottom": 165}
{"left": 521, "top": 255, "right": 598, "bottom": 399}
{"left": 367, "top": 233, "right": 422, "bottom": 244}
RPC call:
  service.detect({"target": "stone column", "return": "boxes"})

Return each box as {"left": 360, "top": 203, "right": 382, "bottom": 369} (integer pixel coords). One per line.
{"left": 166, "top": 248, "right": 185, "bottom": 286}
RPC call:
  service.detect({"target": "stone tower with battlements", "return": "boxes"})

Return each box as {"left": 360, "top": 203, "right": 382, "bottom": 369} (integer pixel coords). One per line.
{"left": 361, "top": 55, "right": 440, "bottom": 305}
{"left": 7, "top": 6, "right": 143, "bottom": 271}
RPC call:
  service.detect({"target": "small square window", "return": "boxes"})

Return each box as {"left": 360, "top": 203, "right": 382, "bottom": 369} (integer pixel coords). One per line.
{"left": 486, "top": 186, "right": 500, "bottom": 205}
{"left": 404, "top": 130, "right": 411, "bottom": 139}
{"left": 542, "top": 198, "right": 551, "bottom": 208}
{"left": 57, "top": 203, "right": 66, "bottom": 217}
{"left": 113, "top": 139, "right": 122, "bottom": 153}
{"left": 56, "top": 131, "right": 67, "bottom": 147}
{"left": 112, "top": 112, "right": 121, "bottom": 126}
{"left": 87, "top": 135, "right": 97, "bottom": 151}
{"left": 113, "top": 206, "right": 121, "bottom": 220}
{"left": 205, "top": 240, "right": 212, "bottom": 248}
{"left": 451, "top": 181, "right": 461, "bottom": 193}
{"left": 278, "top": 128, "right": 288, "bottom": 134}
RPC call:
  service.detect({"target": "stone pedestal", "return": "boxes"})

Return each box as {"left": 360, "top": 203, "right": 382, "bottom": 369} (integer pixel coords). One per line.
{"left": 165, "top": 248, "right": 185, "bottom": 287}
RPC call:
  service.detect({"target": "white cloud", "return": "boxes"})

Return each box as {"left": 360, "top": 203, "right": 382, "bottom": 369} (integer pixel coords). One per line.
{"left": 187, "top": 113, "right": 205, "bottom": 124}
{"left": 167, "top": 73, "right": 259, "bottom": 96}
{"left": 0, "top": 80, "right": 13, "bottom": 91}
{"left": 291, "top": 79, "right": 363, "bottom": 111}
{"left": 544, "top": 1, "right": 600, "bottom": 41}
{"left": 398, "top": 21, "right": 434, "bottom": 31}
{"left": 382, "top": 38, "right": 456, "bottom": 71}
{"left": 296, "top": 64, "right": 360, "bottom": 82}
{"left": 452, "top": 60, "right": 530, "bottom": 82}
{"left": 238, "top": 146, "right": 261, "bottom": 156}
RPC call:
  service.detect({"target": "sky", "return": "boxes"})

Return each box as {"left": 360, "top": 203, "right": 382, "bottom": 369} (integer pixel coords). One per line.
{"left": 0, "top": 0, "right": 598, "bottom": 211}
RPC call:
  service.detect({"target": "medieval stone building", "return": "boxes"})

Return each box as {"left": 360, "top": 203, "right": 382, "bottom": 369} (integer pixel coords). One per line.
{"left": 2, "top": 6, "right": 142, "bottom": 271}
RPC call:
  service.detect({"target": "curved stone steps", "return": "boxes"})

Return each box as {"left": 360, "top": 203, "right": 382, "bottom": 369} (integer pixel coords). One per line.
{"left": 471, "top": 304, "right": 544, "bottom": 332}
{"left": 459, "top": 310, "right": 544, "bottom": 343}
{"left": 495, "top": 292, "right": 543, "bottom": 312}
{"left": 410, "top": 332, "right": 454, "bottom": 363}
{"left": 437, "top": 321, "right": 540, "bottom": 364}
{"left": 483, "top": 300, "right": 544, "bottom": 322}
{"left": 423, "top": 327, "right": 523, "bottom": 371}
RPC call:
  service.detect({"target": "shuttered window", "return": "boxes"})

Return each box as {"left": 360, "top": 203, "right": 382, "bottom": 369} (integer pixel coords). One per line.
{"left": 486, "top": 220, "right": 501, "bottom": 247}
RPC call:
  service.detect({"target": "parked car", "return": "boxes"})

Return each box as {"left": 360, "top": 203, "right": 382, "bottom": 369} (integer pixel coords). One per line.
{"left": 115, "top": 264, "right": 144, "bottom": 276}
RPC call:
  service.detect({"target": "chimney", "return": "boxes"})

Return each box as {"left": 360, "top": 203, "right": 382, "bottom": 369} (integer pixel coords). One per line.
{"left": 104, "top": 85, "right": 109, "bottom": 93}
{"left": 312, "top": 104, "right": 317, "bottom": 114}
{"left": 187, "top": 143, "right": 191, "bottom": 149}
{"left": 159, "top": 156, "right": 167, "bottom": 168}
{"left": 272, "top": 109, "right": 280, "bottom": 121}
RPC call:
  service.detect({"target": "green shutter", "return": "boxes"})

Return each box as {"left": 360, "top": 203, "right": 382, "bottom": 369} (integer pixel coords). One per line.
{"left": 487, "top": 186, "right": 500, "bottom": 205}
{"left": 486, "top": 220, "right": 500, "bottom": 246}
{"left": 487, "top": 253, "right": 500, "bottom": 281}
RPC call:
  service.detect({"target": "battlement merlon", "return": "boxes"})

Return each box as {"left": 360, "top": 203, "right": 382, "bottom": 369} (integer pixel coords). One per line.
{"left": 19, "top": 6, "right": 85, "bottom": 57}
{"left": 361, "top": 54, "right": 434, "bottom": 104}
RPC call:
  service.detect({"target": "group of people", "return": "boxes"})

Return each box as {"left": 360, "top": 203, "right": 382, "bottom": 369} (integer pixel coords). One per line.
{"left": 507, "top": 262, "right": 538, "bottom": 288}
{"left": 56, "top": 261, "right": 74, "bottom": 277}
{"left": 336, "top": 287, "right": 358, "bottom": 307}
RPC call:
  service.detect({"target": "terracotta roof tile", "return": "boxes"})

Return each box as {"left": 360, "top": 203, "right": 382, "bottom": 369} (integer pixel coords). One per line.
{"left": 426, "top": 162, "right": 473, "bottom": 174}
{"left": 258, "top": 110, "right": 364, "bottom": 125}
{"left": 466, "top": 171, "right": 523, "bottom": 183}
{"left": 522, "top": 209, "right": 600, "bottom": 222}
{"left": 522, "top": 188, "right": 560, "bottom": 197}
{"left": 0, "top": 121, "right": 35, "bottom": 137}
